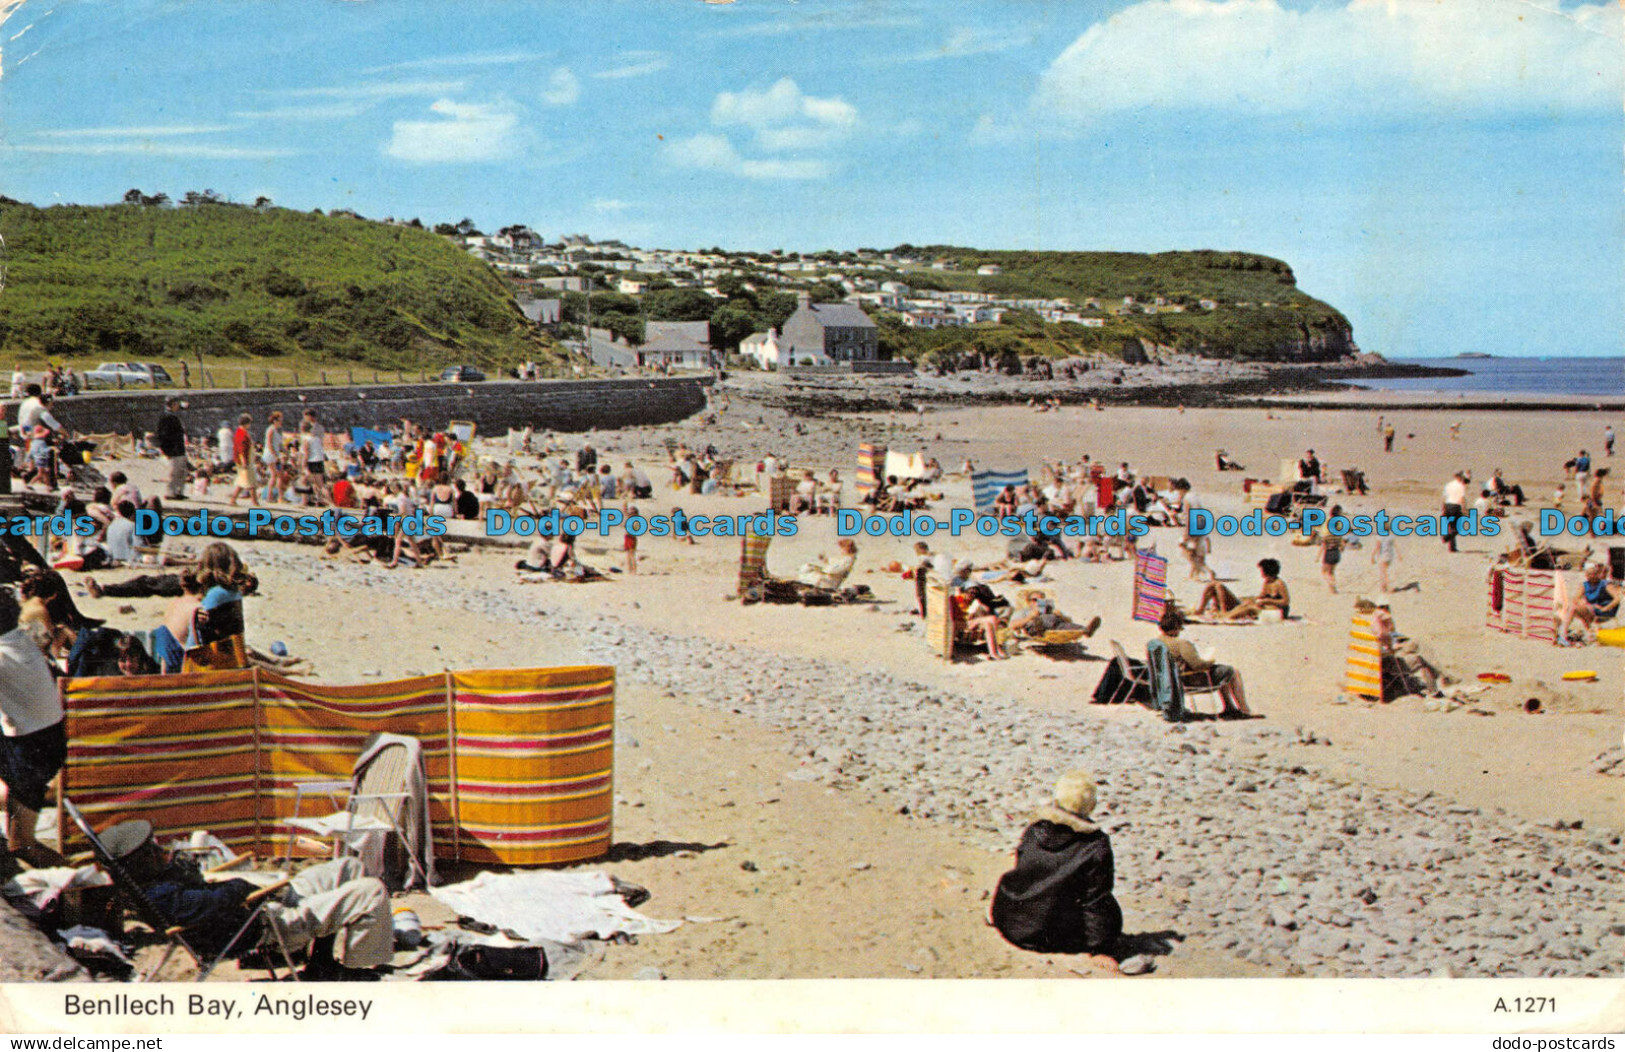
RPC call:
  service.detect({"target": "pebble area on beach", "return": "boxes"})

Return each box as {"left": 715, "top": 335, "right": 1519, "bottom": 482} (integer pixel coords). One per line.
{"left": 253, "top": 543, "right": 1625, "bottom": 980}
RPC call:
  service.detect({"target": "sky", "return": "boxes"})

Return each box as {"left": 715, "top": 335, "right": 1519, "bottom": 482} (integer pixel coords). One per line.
{"left": 0, "top": 0, "right": 1620, "bottom": 359}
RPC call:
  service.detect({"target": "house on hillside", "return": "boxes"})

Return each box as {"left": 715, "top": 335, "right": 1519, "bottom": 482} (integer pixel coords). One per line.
{"left": 779, "top": 292, "right": 879, "bottom": 363}
{"left": 741, "top": 328, "right": 796, "bottom": 369}
{"left": 617, "top": 276, "right": 649, "bottom": 295}
{"left": 976, "top": 264, "right": 1003, "bottom": 276}
{"left": 640, "top": 320, "right": 713, "bottom": 370}
{"left": 519, "top": 298, "right": 561, "bottom": 328}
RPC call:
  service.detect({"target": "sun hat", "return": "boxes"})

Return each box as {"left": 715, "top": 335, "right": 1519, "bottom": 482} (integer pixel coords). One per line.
{"left": 99, "top": 819, "right": 154, "bottom": 862}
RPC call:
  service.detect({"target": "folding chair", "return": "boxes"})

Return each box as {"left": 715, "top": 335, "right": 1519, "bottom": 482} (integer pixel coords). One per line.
{"left": 61, "top": 798, "right": 298, "bottom": 983}
{"left": 1107, "top": 640, "right": 1153, "bottom": 706}
{"left": 1144, "top": 640, "right": 1224, "bottom": 722}
{"left": 283, "top": 737, "right": 431, "bottom": 891}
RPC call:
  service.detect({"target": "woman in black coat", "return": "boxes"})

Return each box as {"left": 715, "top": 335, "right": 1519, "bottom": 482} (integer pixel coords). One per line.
{"left": 990, "top": 770, "right": 1123, "bottom": 971}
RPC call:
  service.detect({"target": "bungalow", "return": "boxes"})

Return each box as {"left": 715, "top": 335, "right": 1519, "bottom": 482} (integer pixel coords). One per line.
{"left": 617, "top": 276, "right": 649, "bottom": 295}
{"left": 639, "top": 320, "right": 713, "bottom": 370}
{"left": 740, "top": 327, "right": 813, "bottom": 369}
{"left": 976, "top": 264, "right": 1003, "bottom": 276}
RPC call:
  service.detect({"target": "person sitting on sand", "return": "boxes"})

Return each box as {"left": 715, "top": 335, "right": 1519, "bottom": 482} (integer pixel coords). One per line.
{"left": 1156, "top": 608, "right": 1251, "bottom": 717}
{"left": 1194, "top": 558, "right": 1290, "bottom": 622}
{"left": 797, "top": 539, "right": 858, "bottom": 591}
{"left": 1557, "top": 561, "right": 1621, "bottom": 645}
{"left": 146, "top": 570, "right": 205, "bottom": 674}
{"left": 989, "top": 770, "right": 1123, "bottom": 971}
{"left": 1007, "top": 590, "right": 1101, "bottom": 640}
{"left": 789, "top": 470, "right": 819, "bottom": 514}
{"left": 1362, "top": 598, "right": 1450, "bottom": 696}
{"left": 952, "top": 580, "right": 1007, "bottom": 659}
{"left": 1488, "top": 469, "right": 1525, "bottom": 507}
{"left": 993, "top": 486, "right": 1019, "bottom": 520}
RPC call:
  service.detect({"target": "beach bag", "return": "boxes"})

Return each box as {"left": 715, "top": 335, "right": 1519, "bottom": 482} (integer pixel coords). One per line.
{"left": 450, "top": 945, "right": 548, "bottom": 981}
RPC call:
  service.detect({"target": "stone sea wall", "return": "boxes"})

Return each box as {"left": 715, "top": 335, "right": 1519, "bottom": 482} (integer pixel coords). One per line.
{"left": 7, "top": 378, "right": 709, "bottom": 439}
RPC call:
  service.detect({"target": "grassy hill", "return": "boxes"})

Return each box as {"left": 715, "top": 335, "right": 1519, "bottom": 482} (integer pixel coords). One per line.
{"left": 0, "top": 199, "right": 562, "bottom": 373}
{"left": 880, "top": 246, "right": 1356, "bottom": 365}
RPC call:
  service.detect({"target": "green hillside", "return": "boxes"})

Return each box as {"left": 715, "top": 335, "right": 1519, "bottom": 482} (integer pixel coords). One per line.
{"left": 0, "top": 199, "right": 561, "bottom": 371}
{"left": 882, "top": 246, "right": 1356, "bottom": 364}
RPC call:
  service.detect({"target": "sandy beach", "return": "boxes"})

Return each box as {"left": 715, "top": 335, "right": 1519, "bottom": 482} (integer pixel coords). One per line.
{"left": 33, "top": 376, "right": 1621, "bottom": 984}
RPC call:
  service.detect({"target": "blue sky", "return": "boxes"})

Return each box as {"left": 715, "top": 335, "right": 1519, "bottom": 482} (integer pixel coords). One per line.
{"left": 0, "top": 0, "right": 1620, "bottom": 359}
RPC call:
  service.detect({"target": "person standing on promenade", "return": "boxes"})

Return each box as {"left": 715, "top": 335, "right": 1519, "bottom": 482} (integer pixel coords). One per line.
{"left": 156, "top": 397, "right": 188, "bottom": 500}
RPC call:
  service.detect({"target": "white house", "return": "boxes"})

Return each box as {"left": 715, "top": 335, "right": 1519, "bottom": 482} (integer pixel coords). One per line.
{"left": 976, "top": 264, "right": 1003, "bottom": 276}
{"left": 617, "top": 276, "right": 649, "bottom": 295}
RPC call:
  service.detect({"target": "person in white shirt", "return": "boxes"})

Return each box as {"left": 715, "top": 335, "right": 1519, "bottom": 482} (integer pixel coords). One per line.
{"left": 1441, "top": 472, "right": 1469, "bottom": 553}
{"left": 16, "top": 387, "right": 61, "bottom": 435}
{"left": 215, "top": 421, "right": 235, "bottom": 468}
{"left": 9, "top": 369, "right": 26, "bottom": 399}
{"left": 797, "top": 538, "right": 858, "bottom": 591}
{"left": 0, "top": 587, "right": 69, "bottom": 868}
{"left": 104, "top": 501, "right": 139, "bottom": 565}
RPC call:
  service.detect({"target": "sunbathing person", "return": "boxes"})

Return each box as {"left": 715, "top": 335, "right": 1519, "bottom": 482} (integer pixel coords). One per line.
{"left": 150, "top": 570, "right": 205, "bottom": 674}
{"left": 1363, "top": 599, "right": 1450, "bottom": 695}
{"left": 952, "top": 581, "right": 1007, "bottom": 660}
{"left": 1194, "top": 558, "right": 1290, "bottom": 621}
{"left": 1156, "top": 609, "right": 1252, "bottom": 717}
{"left": 102, "top": 821, "right": 392, "bottom": 980}
{"left": 1557, "top": 561, "right": 1621, "bottom": 644}
{"left": 797, "top": 539, "right": 858, "bottom": 591}
{"left": 1007, "top": 590, "right": 1101, "bottom": 640}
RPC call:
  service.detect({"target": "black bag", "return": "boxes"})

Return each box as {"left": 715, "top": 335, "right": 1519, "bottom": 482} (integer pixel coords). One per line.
{"left": 450, "top": 945, "right": 549, "bottom": 981}
{"left": 1265, "top": 492, "right": 1292, "bottom": 515}
{"left": 1091, "top": 658, "right": 1149, "bottom": 706}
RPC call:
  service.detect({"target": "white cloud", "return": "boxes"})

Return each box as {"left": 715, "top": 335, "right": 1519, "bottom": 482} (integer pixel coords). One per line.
{"left": 384, "top": 98, "right": 521, "bottom": 164}
{"left": 361, "top": 50, "right": 547, "bottom": 75}
{"left": 14, "top": 142, "right": 296, "bottom": 159}
{"left": 738, "top": 158, "right": 831, "bottom": 180}
{"left": 666, "top": 78, "right": 857, "bottom": 180}
{"left": 589, "top": 51, "right": 668, "bottom": 80}
{"left": 664, "top": 132, "right": 740, "bottom": 171}
{"left": 275, "top": 79, "right": 464, "bottom": 101}
{"left": 36, "top": 124, "right": 236, "bottom": 138}
{"left": 711, "top": 77, "right": 857, "bottom": 151}
{"left": 1033, "top": 0, "right": 1623, "bottom": 125}
{"left": 541, "top": 67, "right": 580, "bottom": 106}
{"left": 233, "top": 103, "right": 371, "bottom": 121}
{"left": 897, "top": 26, "right": 1030, "bottom": 62}
{"left": 663, "top": 132, "right": 831, "bottom": 180}
{"left": 591, "top": 198, "right": 632, "bottom": 214}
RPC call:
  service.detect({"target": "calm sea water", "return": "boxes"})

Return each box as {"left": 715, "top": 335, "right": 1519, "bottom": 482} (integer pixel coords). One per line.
{"left": 1344, "top": 357, "right": 1625, "bottom": 397}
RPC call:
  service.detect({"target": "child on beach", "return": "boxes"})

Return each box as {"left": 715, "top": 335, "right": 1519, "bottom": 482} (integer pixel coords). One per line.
{"left": 624, "top": 505, "right": 639, "bottom": 574}
{"left": 1372, "top": 534, "right": 1398, "bottom": 593}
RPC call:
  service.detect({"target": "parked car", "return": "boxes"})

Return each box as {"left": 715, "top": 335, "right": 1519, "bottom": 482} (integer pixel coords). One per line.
{"left": 84, "top": 362, "right": 175, "bottom": 388}
{"left": 439, "top": 365, "right": 486, "bottom": 383}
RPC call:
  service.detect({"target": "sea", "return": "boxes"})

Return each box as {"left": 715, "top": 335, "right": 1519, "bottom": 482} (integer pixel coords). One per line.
{"left": 1343, "top": 357, "right": 1625, "bottom": 398}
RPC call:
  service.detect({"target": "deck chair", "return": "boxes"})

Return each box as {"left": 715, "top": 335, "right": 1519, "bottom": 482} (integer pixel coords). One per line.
{"left": 182, "top": 599, "right": 248, "bottom": 672}
{"left": 61, "top": 798, "right": 297, "bottom": 983}
{"left": 283, "top": 735, "right": 431, "bottom": 891}
{"left": 736, "top": 528, "right": 773, "bottom": 603}
{"left": 1144, "top": 640, "right": 1224, "bottom": 723}
{"left": 1106, "top": 640, "right": 1154, "bottom": 706}
{"left": 768, "top": 475, "right": 795, "bottom": 512}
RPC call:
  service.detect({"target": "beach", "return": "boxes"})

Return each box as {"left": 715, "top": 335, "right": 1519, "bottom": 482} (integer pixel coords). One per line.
{"left": 42, "top": 378, "right": 1624, "bottom": 982}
